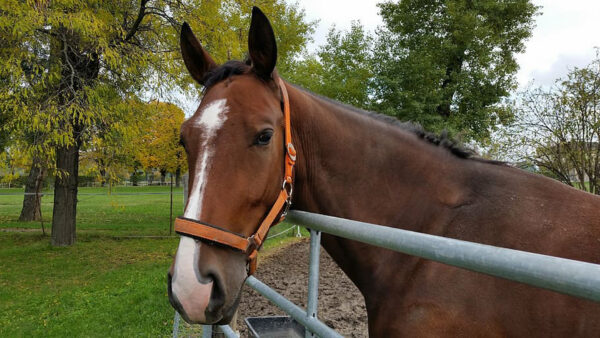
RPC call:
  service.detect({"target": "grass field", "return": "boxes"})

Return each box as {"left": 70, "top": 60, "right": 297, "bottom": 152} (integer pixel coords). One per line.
{"left": 0, "top": 186, "right": 185, "bottom": 236}
{"left": 0, "top": 186, "right": 304, "bottom": 337}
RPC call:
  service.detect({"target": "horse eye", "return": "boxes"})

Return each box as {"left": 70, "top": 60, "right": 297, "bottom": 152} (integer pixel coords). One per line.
{"left": 255, "top": 130, "right": 273, "bottom": 146}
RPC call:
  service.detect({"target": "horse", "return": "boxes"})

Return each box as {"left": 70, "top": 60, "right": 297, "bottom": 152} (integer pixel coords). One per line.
{"left": 167, "top": 7, "right": 600, "bottom": 337}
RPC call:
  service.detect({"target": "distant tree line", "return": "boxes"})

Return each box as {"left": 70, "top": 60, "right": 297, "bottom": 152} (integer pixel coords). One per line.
{"left": 491, "top": 51, "right": 600, "bottom": 195}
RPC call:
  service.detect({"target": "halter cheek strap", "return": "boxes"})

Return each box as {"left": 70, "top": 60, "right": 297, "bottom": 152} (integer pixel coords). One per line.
{"left": 174, "top": 78, "right": 296, "bottom": 275}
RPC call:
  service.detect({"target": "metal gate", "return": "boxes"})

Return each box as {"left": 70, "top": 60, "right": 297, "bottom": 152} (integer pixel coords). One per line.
{"left": 174, "top": 176, "right": 600, "bottom": 337}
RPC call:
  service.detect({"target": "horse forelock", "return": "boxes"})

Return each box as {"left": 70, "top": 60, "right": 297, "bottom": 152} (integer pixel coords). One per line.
{"left": 201, "top": 60, "right": 251, "bottom": 92}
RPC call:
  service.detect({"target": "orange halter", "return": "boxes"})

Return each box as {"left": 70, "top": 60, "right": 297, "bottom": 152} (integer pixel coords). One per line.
{"left": 174, "top": 78, "right": 296, "bottom": 275}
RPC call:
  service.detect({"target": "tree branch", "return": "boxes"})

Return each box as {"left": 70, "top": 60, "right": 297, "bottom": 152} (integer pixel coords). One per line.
{"left": 35, "top": 28, "right": 58, "bottom": 37}
{"left": 123, "top": 0, "right": 149, "bottom": 42}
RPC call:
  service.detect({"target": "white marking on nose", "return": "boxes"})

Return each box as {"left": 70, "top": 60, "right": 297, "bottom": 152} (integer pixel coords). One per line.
{"left": 172, "top": 236, "right": 213, "bottom": 322}
{"left": 172, "top": 99, "right": 229, "bottom": 322}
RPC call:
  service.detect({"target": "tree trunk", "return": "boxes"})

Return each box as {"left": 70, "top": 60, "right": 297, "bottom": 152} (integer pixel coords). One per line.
{"left": 51, "top": 141, "right": 80, "bottom": 246}
{"left": 49, "top": 23, "right": 98, "bottom": 246}
{"left": 131, "top": 170, "right": 139, "bottom": 186}
{"left": 436, "top": 49, "right": 465, "bottom": 119}
{"left": 160, "top": 168, "right": 166, "bottom": 184}
{"left": 99, "top": 166, "right": 106, "bottom": 187}
{"left": 19, "top": 158, "right": 46, "bottom": 221}
{"left": 175, "top": 167, "right": 181, "bottom": 188}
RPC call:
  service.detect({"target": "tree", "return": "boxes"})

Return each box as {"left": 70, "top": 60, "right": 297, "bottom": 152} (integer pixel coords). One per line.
{"left": 136, "top": 101, "right": 187, "bottom": 187}
{"left": 18, "top": 150, "right": 47, "bottom": 222}
{"left": 372, "top": 0, "right": 538, "bottom": 140}
{"left": 173, "top": 1, "right": 315, "bottom": 76}
{"left": 288, "top": 22, "right": 374, "bottom": 110}
{"left": 0, "top": 1, "right": 314, "bottom": 246}
{"left": 0, "top": 135, "right": 48, "bottom": 222}
{"left": 497, "top": 52, "right": 600, "bottom": 194}
{"left": 80, "top": 97, "right": 150, "bottom": 189}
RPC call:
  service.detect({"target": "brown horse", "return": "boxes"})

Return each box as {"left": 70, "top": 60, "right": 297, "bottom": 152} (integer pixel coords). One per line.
{"left": 168, "top": 7, "right": 600, "bottom": 337}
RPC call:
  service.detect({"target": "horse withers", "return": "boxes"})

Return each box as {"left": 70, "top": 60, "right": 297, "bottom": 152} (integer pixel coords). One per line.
{"left": 168, "top": 7, "right": 600, "bottom": 336}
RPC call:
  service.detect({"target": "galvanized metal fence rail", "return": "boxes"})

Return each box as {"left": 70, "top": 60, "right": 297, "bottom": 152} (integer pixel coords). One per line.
{"left": 174, "top": 176, "right": 600, "bottom": 337}
{"left": 287, "top": 211, "right": 600, "bottom": 303}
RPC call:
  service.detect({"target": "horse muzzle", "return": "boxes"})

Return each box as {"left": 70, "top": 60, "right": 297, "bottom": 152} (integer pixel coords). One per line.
{"left": 168, "top": 237, "right": 246, "bottom": 324}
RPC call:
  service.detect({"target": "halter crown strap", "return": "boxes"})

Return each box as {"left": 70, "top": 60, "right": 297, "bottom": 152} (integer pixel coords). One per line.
{"left": 174, "top": 78, "right": 295, "bottom": 275}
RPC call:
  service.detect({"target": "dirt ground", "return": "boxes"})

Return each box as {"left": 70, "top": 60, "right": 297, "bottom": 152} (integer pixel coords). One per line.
{"left": 234, "top": 239, "right": 368, "bottom": 337}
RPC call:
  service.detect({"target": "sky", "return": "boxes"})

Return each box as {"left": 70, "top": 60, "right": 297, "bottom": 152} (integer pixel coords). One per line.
{"left": 300, "top": 0, "right": 600, "bottom": 88}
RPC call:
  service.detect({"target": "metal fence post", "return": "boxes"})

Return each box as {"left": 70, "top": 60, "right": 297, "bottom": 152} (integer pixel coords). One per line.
{"left": 306, "top": 229, "right": 321, "bottom": 338}
{"left": 182, "top": 173, "right": 188, "bottom": 209}
{"left": 172, "top": 310, "right": 180, "bottom": 338}
{"left": 202, "top": 325, "right": 213, "bottom": 338}
{"left": 172, "top": 173, "right": 189, "bottom": 338}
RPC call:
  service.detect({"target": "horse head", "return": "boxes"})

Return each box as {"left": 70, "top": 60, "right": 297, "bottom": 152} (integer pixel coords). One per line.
{"left": 167, "top": 7, "right": 293, "bottom": 324}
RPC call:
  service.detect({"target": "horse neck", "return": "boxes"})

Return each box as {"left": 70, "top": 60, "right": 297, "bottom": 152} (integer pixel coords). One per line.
{"left": 285, "top": 84, "right": 475, "bottom": 297}
{"left": 287, "top": 84, "right": 469, "bottom": 233}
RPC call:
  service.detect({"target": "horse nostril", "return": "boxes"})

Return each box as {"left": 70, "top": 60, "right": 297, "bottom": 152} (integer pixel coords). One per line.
{"left": 167, "top": 272, "right": 174, "bottom": 292}
{"left": 167, "top": 272, "right": 172, "bottom": 292}
{"left": 207, "top": 273, "right": 225, "bottom": 312}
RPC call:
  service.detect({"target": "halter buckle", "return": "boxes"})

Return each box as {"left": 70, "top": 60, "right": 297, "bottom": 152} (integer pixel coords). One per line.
{"left": 248, "top": 234, "right": 262, "bottom": 251}
{"left": 247, "top": 250, "right": 258, "bottom": 275}
{"left": 287, "top": 143, "right": 297, "bottom": 161}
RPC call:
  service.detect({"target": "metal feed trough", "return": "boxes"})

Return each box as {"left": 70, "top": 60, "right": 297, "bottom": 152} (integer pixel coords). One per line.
{"left": 245, "top": 316, "right": 304, "bottom": 338}
{"left": 174, "top": 176, "right": 600, "bottom": 337}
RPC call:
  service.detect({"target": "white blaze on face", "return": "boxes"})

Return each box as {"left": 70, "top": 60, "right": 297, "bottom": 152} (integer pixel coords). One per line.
{"left": 172, "top": 98, "right": 229, "bottom": 322}
{"left": 185, "top": 98, "right": 230, "bottom": 220}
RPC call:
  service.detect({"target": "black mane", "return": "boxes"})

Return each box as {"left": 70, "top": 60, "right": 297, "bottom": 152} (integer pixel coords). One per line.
{"left": 200, "top": 62, "right": 499, "bottom": 163}
{"left": 295, "top": 86, "right": 499, "bottom": 162}
{"left": 353, "top": 106, "right": 476, "bottom": 159}
{"left": 202, "top": 60, "right": 251, "bottom": 91}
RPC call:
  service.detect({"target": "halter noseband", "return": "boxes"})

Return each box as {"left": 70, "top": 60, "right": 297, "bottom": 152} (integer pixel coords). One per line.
{"left": 174, "top": 78, "right": 296, "bottom": 275}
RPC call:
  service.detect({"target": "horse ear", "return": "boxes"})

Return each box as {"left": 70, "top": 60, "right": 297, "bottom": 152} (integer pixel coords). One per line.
{"left": 180, "top": 22, "right": 217, "bottom": 86}
{"left": 248, "top": 7, "right": 277, "bottom": 79}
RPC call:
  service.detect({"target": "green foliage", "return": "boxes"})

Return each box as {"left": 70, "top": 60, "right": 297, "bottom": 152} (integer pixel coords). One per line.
{"left": 178, "top": 1, "right": 315, "bottom": 78}
{"left": 0, "top": 0, "right": 315, "bottom": 171}
{"left": 500, "top": 51, "right": 600, "bottom": 194}
{"left": 0, "top": 113, "right": 9, "bottom": 151}
{"left": 287, "top": 21, "right": 373, "bottom": 110}
{"left": 372, "top": 0, "right": 539, "bottom": 140}
{"left": 81, "top": 95, "right": 150, "bottom": 185}
{"left": 0, "top": 1, "right": 315, "bottom": 244}
{"left": 135, "top": 101, "right": 187, "bottom": 174}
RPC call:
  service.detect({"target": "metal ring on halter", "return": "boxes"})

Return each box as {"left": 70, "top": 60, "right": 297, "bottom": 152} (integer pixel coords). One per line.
{"left": 282, "top": 179, "right": 293, "bottom": 198}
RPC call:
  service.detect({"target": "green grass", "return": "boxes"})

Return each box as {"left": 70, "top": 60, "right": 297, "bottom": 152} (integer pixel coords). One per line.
{"left": 0, "top": 234, "right": 177, "bottom": 337}
{"left": 0, "top": 186, "right": 306, "bottom": 337}
{"left": 0, "top": 186, "right": 184, "bottom": 235}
